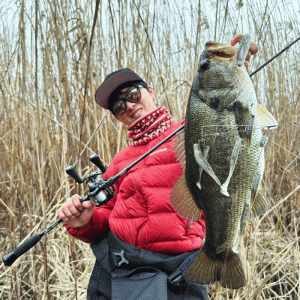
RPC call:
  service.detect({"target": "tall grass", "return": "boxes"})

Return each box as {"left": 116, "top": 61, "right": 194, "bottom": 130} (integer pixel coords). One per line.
{"left": 0, "top": 0, "right": 299, "bottom": 299}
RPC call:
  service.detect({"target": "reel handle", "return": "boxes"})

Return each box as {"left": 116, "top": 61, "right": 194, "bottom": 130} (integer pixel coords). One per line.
{"left": 89, "top": 154, "right": 106, "bottom": 173}
{"left": 66, "top": 166, "right": 84, "bottom": 183}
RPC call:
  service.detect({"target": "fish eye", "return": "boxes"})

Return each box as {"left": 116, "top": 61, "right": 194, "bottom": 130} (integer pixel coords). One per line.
{"left": 199, "top": 59, "right": 210, "bottom": 71}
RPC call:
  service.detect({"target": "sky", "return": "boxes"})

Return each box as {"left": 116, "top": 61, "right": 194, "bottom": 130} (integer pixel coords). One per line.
{"left": 1, "top": 0, "right": 300, "bottom": 46}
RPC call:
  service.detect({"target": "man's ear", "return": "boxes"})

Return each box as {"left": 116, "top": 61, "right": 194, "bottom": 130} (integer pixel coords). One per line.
{"left": 147, "top": 85, "right": 155, "bottom": 99}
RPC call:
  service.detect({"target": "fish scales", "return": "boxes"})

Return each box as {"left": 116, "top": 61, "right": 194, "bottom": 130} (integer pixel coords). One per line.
{"left": 169, "top": 34, "right": 277, "bottom": 289}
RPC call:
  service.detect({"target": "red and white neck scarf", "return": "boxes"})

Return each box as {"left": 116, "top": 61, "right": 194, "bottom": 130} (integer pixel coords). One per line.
{"left": 127, "top": 106, "right": 173, "bottom": 146}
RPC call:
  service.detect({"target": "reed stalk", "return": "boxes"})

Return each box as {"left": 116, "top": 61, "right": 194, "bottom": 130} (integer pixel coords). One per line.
{"left": 0, "top": 0, "right": 299, "bottom": 299}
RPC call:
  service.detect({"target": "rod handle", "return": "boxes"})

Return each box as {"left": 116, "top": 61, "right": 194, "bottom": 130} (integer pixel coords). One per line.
{"left": 2, "top": 234, "right": 41, "bottom": 266}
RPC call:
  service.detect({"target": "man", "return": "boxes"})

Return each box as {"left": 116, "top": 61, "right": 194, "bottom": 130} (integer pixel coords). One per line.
{"left": 57, "top": 35, "right": 259, "bottom": 299}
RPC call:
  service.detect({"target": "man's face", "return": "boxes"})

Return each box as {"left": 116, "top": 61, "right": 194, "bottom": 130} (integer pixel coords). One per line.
{"left": 114, "top": 85, "right": 157, "bottom": 126}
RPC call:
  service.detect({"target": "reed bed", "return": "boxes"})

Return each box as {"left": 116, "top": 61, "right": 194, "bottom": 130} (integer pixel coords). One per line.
{"left": 0, "top": 0, "right": 299, "bottom": 299}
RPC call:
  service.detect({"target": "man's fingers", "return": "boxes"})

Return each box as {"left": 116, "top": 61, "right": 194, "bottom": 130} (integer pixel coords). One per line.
{"left": 58, "top": 198, "right": 81, "bottom": 221}
{"left": 72, "top": 196, "right": 84, "bottom": 211}
{"left": 231, "top": 34, "right": 243, "bottom": 46}
{"left": 61, "top": 205, "right": 75, "bottom": 220}
{"left": 230, "top": 35, "right": 259, "bottom": 72}
{"left": 82, "top": 200, "right": 95, "bottom": 210}
{"left": 249, "top": 41, "right": 259, "bottom": 55}
{"left": 245, "top": 51, "right": 251, "bottom": 63}
{"left": 231, "top": 35, "right": 259, "bottom": 54}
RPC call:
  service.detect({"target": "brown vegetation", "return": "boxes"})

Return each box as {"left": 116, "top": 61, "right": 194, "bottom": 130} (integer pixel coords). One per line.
{"left": 0, "top": 0, "right": 299, "bottom": 299}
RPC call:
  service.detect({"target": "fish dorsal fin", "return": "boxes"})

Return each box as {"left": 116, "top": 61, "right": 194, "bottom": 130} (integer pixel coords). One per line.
{"left": 257, "top": 104, "right": 278, "bottom": 129}
{"left": 173, "top": 129, "right": 186, "bottom": 169}
{"left": 169, "top": 172, "right": 202, "bottom": 222}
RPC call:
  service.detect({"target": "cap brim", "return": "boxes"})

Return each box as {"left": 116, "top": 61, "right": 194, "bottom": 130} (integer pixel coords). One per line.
{"left": 95, "top": 70, "right": 142, "bottom": 109}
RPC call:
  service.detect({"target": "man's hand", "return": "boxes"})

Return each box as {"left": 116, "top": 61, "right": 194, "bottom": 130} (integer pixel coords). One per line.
{"left": 231, "top": 34, "right": 259, "bottom": 71}
{"left": 57, "top": 194, "right": 95, "bottom": 228}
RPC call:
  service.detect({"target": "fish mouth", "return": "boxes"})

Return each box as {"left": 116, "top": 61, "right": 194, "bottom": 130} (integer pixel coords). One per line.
{"left": 205, "top": 42, "right": 237, "bottom": 60}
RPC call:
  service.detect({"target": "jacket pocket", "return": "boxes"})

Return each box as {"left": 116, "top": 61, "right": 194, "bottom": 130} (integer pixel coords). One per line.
{"left": 111, "top": 267, "right": 168, "bottom": 300}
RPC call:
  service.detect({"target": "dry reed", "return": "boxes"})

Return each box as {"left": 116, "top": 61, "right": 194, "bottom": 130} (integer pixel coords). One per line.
{"left": 0, "top": 0, "right": 299, "bottom": 299}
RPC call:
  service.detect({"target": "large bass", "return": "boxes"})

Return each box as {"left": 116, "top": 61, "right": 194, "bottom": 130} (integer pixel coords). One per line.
{"left": 170, "top": 34, "right": 277, "bottom": 289}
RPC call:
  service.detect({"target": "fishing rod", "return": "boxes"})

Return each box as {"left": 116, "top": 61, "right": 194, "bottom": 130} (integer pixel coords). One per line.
{"left": 249, "top": 35, "right": 300, "bottom": 77}
{"left": 2, "top": 126, "right": 183, "bottom": 267}
{"left": 2, "top": 35, "right": 300, "bottom": 267}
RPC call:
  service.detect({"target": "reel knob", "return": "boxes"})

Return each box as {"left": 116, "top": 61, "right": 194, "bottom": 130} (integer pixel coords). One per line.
{"left": 66, "top": 166, "right": 84, "bottom": 183}
{"left": 89, "top": 154, "right": 106, "bottom": 174}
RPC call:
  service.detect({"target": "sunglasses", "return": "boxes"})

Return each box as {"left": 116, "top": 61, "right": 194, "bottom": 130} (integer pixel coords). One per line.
{"left": 112, "top": 85, "right": 143, "bottom": 116}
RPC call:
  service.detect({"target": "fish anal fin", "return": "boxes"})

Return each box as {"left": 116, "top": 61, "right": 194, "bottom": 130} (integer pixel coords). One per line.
{"left": 186, "top": 245, "right": 246, "bottom": 289}
{"left": 249, "top": 173, "right": 268, "bottom": 219}
{"left": 257, "top": 104, "right": 278, "bottom": 129}
{"left": 248, "top": 192, "right": 268, "bottom": 220}
{"left": 169, "top": 172, "right": 202, "bottom": 222}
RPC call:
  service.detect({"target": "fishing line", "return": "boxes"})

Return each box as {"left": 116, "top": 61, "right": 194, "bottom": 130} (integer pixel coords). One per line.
{"left": 198, "top": 122, "right": 297, "bottom": 140}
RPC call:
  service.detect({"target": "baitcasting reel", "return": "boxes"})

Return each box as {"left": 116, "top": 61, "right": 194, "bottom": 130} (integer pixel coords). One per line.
{"left": 66, "top": 154, "right": 115, "bottom": 207}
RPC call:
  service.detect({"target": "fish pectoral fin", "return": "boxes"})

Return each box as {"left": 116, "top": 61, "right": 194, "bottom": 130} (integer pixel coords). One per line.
{"left": 257, "top": 104, "right": 278, "bottom": 129}
{"left": 193, "top": 143, "right": 222, "bottom": 188}
{"left": 234, "top": 101, "right": 254, "bottom": 148}
{"left": 169, "top": 172, "right": 202, "bottom": 222}
{"left": 186, "top": 245, "right": 246, "bottom": 289}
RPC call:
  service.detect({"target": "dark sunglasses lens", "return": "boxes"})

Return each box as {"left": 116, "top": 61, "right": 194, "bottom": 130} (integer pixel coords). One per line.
{"left": 112, "top": 86, "right": 142, "bottom": 116}
{"left": 113, "top": 100, "right": 126, "bottom": 116}
{"left": 126, "top": 88, "right": 141, "bottom": 103}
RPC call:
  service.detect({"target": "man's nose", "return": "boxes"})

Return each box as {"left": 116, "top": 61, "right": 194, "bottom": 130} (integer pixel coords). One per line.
{"left": 126, "top": 101, "right": 136, "bottom": 110}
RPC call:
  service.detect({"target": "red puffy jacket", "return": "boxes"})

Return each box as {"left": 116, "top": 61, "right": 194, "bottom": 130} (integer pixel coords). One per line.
{"left": 66, "top": 120, "right": 205, "bottom": 254}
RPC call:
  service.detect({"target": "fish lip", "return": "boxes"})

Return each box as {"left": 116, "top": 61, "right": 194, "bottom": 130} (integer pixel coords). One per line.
{"left": 205, "top": 41, "right": 227, "bottom": 48}
{"left": 205, "top": 42, "right": 237, "bottom": 59}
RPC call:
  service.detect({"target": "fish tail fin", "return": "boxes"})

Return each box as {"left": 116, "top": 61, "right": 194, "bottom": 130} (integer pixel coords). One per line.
{"left": 220, "top": 250, "right": 246, "bottom": 289}
{"left": 186, "top": 245, "right": 246, "bottom": 289}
